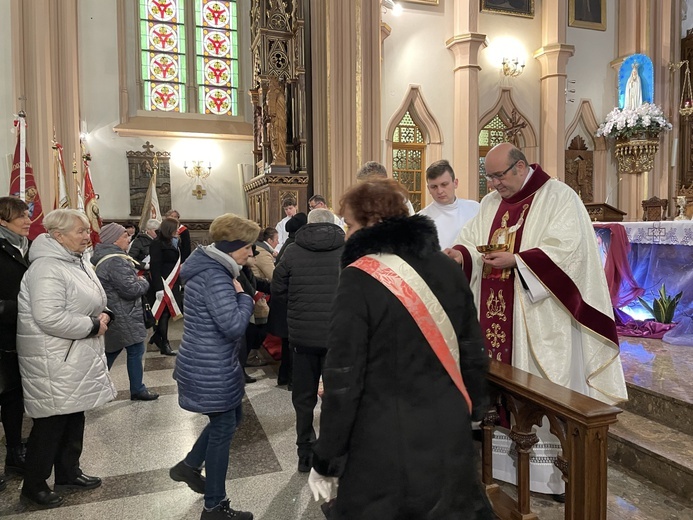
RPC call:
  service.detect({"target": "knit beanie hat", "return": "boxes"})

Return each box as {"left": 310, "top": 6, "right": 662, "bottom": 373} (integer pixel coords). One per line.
{"left": 286, "top": 212, "right": 308, "bottom": 234}
{"left": 99, "top": 223, "right": 126, "bottom": 244}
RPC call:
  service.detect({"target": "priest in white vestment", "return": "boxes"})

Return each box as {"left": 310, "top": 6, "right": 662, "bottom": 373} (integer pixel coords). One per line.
{"left": 446, "top": 143, "right": 628, "bottom": 498}
{"left": 418, "top": 159, "right": 479, "bottom": 249}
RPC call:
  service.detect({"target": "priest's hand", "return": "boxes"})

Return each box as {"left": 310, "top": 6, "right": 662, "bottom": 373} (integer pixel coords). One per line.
{"left": 482, "top": 251, "right": 516, "bottom": 269}
{"left": 443, "top": 248, "right": 463, "bottom": 265}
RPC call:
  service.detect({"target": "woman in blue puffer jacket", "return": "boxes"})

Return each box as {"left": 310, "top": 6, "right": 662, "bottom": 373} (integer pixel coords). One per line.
{"left": 169, "top": 213, "right": 259, "bottom": 520}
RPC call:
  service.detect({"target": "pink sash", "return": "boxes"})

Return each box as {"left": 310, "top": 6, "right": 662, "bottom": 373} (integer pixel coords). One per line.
{"left": 349, "top": 254, "right": 473, "bottom": 414}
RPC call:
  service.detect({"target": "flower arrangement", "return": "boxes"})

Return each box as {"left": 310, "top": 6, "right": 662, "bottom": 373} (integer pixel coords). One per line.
{"left": 595, "top": 103, "right": 672, "bottom": 140}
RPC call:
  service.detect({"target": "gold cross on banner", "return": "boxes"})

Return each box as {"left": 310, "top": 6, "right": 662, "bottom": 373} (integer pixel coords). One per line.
{"left": 192, "top": 184, "right": 207, "bottom": 199}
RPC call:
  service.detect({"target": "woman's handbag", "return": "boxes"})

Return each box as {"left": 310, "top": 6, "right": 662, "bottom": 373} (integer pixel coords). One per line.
{"left": 142, "top": 296, "right": 156, "bottom": 329}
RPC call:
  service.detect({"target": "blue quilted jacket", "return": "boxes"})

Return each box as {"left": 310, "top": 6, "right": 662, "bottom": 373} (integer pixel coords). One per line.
{"left": 174, "top": 247, "right": 254, "bottom": 414}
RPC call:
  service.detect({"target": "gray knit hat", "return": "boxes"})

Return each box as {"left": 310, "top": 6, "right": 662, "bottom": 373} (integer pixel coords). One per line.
{"left": 99, "top": 222, "right": 126, "bottom": 244}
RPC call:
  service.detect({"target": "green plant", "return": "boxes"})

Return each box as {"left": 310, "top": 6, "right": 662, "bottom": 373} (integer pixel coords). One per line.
{"left": 638, "top": 284, "right": 683, "bottom": 324}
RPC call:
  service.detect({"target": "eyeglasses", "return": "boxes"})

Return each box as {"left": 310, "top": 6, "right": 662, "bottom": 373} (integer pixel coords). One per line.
{"left": 485, "top": 160, "right": 519, "bottom": 182}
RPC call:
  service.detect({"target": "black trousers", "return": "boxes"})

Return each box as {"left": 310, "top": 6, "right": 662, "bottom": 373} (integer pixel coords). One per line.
{"left": 277, "top": 338, "right": 293, "bottom": 385}
{"left": 22, "top": 411, "right": 86, "bottom": 494}
{"left": 155, "top": 308, "right": 171, "bottom": 342}
{"left": 292, "top": 348, "right": 326, "bottom": 456}
{"left": 0, "top": 386, "right": 24, "bottom": 447}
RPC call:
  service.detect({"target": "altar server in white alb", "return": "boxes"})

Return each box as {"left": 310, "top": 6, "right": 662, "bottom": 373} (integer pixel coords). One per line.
{"left": 445, "top": 142, "right": 627, "bottom": 499}
{"left": 418, "top": 159, "right": 479, "bottom": 249}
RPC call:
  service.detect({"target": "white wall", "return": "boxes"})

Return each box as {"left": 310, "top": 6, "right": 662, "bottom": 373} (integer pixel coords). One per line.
{"left": 0, "top": 0, "right": 14, "bottom": 192}
{"left": 565, "top": 0, "right": 618, "bottom": 134}
{"left": 381, "top": 0, "right": 454, "bottom": 161}
{"left": 478, "top": 2, "right": 543, "bottom": 138}
{"left": 78, "top": 0, "right": 255, "bottom": 221}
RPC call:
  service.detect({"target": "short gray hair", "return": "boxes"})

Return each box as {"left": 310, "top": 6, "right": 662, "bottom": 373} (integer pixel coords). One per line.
{"left": 308, "top": 208, "right": 334, "bottom": 224}
{"left": 356, "top": 161, "right": 387, "bottom": 180}
{"left": 145, "top": 219, "right": 161, "bottom": 230}
{"left": 43, "top": 209, "right": 89, "bottom": 235}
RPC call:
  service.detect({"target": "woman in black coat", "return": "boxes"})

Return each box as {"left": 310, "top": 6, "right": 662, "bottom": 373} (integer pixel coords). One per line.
{"left": 310, "top": 180, "right": 493, "bottom": 520}
{"left": 148, "top": 217, "right": 182, "bottom": 356}
{"left": 0, "top": 197, "right": 32, "bottom": 489}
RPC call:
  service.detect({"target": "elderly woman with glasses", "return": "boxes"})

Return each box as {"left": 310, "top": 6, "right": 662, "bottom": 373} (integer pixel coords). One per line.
{"left": 17, "top": 209, "right": 116, "bottom": 509}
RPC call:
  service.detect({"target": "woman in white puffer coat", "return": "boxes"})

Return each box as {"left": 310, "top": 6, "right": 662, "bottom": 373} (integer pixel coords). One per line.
{"left": 17, "top": 209, "right": 117, "bottom": 509}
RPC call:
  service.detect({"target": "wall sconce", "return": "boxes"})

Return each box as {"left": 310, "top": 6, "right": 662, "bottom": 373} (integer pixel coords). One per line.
{"left": 381, "top": 0, "right": 403, "bottom": 15}
{"left": 502, "top": 57, "right": 525, "bottom": 77}
{"left": 183, "top": 160, "right": 212, "bottom": 180}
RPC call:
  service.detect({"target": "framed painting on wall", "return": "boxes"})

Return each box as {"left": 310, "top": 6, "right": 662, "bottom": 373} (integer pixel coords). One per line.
{"left": 480, "top": 0, "right": 534, "bottom": 18}
{"left": 569, "top": 0, "right": 606, "bottom": 31}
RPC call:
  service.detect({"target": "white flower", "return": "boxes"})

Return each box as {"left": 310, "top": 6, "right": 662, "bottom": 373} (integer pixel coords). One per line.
{"left": 595, "top": 103, "right": 671, "bottom": 139}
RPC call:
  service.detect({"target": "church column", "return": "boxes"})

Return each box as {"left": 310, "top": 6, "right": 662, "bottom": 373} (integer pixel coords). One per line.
{"left": 613, "top": 0, "right": 651, "bottom": 218}
{"left": 533, "top": 1, "right": 574, "bottom": 180}
{"left": 652, "top": 0, "right": 680, "bottom": 217}
{"left": 446, "top": 0, "right": 485, "bottom": 200}
{"left": 322, "top": 0, "right": 381, "bottom": 205}
{"left": 11, "top": 0, "right": 82, "bottom": 208}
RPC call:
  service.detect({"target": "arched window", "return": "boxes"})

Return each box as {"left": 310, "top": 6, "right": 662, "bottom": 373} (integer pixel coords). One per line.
{"left": 139, "top": 0, "right": 239, "bottom": 116}
{"left": 478, "top": 115, "right": 509, "bottom": 199}
{"left": 392, "top": 111, "right": 426, "bottom": 211}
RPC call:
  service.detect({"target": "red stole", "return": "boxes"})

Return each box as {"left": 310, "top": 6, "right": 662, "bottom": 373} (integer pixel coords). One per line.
{"left": 479, "top": 166, "right": 551, "bottom": 363}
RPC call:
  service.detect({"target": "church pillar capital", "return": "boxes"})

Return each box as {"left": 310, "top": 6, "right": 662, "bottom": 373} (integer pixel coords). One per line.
{"left": 533, "top": 44, "right": 575, "bottom": 79}
{"left": 445, "top": 33, "right": 487, "bottom": 71}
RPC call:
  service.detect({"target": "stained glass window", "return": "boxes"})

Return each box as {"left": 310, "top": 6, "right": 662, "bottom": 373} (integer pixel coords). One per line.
{"left": 392, "top": 111, "right": 426, "bottom": 211}
{"left": 140, "top": 0, "right": 187, "bottom": 112}
{"left": 196, "top": 0, "right": 238, "bottom": 116}
{"left": 478, "top": 115, "right": 510, "bottom": 199}
{"left": 139, "top": 0, "right": 239, "bottom": 116}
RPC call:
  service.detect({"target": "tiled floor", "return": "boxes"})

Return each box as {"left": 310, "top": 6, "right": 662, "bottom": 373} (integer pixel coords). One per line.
{"left": 0, "top": 324, "right": 691, "bottom": 519}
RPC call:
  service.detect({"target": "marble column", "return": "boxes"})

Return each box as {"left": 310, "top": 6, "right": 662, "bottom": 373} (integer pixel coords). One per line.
{"left": 446, "top": 0, "right": 485, "bottom": 200}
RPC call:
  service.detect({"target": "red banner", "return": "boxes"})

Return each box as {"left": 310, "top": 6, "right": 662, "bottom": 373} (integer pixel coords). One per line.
{"left": 82, "top": 155, "right": 102, "bottom": 246}
{"left": 10, "top": 123, "right": 44, "bottom": 240}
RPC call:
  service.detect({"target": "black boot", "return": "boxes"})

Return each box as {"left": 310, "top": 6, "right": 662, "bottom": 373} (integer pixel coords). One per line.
{"left": 5, "top": 443, "right": 26, "bottom": 476}
{"left": 159, "top": 341, "right": 176, "bottom": 356}
{"left": 148, "top": 333, "right": 161, "bottom": 347}
{"left": 0, "top": 477, "right": 6, "bottom": 492}
{"left": 244, "top": 370, "right": 256, "bottom": 384}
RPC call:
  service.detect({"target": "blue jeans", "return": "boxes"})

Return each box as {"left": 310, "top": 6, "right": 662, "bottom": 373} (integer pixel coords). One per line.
{"left": 106, "top": 342, "right": 146, "bottom": 395}
{"left": 185, "top": 405, "right": 243, "bottom": 509}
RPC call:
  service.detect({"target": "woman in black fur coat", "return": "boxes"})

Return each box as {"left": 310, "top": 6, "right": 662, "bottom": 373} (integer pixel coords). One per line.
{"left": 310, "top": 180, "right": 493, "bottom": 520}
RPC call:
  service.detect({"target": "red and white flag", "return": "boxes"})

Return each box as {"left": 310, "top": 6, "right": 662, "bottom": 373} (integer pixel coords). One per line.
{"left": 10, "top": 113, "right": 44, "bottom": 240}
{"left": 81, "top": 145, "right": 102, "bottom": 246}
{"left": 52, "top": 138, "right": 71, "bottom": 210}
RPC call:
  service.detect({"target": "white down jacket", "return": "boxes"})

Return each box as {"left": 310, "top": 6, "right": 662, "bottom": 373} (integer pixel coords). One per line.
{"left": 17, "top": 233, "right": 117, "bottom": 418}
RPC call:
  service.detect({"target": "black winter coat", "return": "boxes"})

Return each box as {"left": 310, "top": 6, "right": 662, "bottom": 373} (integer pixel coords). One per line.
{"left": 0, "top": 238, "right": 29, "bottom": 394}
{"left": 270, "top": 223, "right": 344, "bottom": 350}
{"left": 312, "top": 215, "right": 493, "bottom": 520}
{"left": 129, "top": 232, "right": 153, "bottom": 263}
{"left": 149, "top": 238, "right": 183, "bottom": 308}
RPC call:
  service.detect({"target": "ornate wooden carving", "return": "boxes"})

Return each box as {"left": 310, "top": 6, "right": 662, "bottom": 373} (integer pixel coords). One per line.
{"left": 679, "top": 184, "right": 693, "bottom": 218}
{"left": 126, "top": 141, "right": 171, "bottom": 217}
{"left": 243, "top": 165, "right": 308, "bottom": 228}
{"left": 680, "top": 33, "right": 693, "bottom": 188}
{"left": 565, "top": 135, "right": 594, "bottom": 202}
{"left": 481, "top": 361, "right": 621, "bottom": 520}
{"left": 641, "top": 196, "right": 668, "bottom": 221}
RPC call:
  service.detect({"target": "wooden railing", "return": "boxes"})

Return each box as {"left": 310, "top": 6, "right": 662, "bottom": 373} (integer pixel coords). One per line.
{"left": 483, "top": 360, "right": 622, "bottom": 520}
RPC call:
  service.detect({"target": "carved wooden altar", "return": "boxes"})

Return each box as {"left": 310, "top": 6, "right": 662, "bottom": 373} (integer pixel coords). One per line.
{"left": 246, "top": 0, "right": 310, "bottom": 227}
{"left": 126, "top": 141, "right": 171, "bottom": 217}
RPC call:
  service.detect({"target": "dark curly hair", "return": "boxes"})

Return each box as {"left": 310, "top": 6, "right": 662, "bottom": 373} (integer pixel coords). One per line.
{"left": 339, "top": 179, "right": 409, "bottom": 228}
